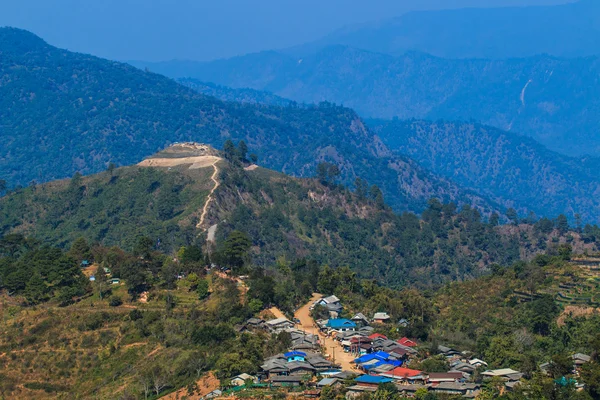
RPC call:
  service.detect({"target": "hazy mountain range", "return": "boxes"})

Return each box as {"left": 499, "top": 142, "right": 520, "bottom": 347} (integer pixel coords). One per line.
{"left": 292, "top": 0, "right": 599, "bottom": 59}
{"left": 133, "top": 47, "right": 600, "bottom": 157}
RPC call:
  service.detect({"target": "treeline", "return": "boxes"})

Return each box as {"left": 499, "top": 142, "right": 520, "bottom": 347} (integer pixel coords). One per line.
{"left": 0, "top": 234, "right": 88, "bottom": 305}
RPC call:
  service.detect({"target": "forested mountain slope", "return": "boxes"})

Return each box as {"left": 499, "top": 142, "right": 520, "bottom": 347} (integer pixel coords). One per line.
{"left": 369, "top": 119, "right": 600, "bottom": 224}
{"left": 294, "top": 0, "right": 600, "bottom": 59}
{"left": 1, "top": 144, "right": 597, "bottom": 289}
{"left": 177, "top": 78, "right": 291, "bottom": 107}
{"left": 139, "top": 47, "right": 600, "bottom": 156}
{"left": 0, "top": 28, "right": 495, "bottom": 215}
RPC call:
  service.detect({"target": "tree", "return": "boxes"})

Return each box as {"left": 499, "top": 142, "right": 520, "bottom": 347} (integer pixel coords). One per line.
{"left": 355, "top": 177, "right": 369, "bottom": 200}
{"left": 25, "top": 272, "right": 47, "bottom": 304}
{"left": 374, "top": 382, "right": 398, "bottom": 400}
{"left": 107, "top": 162, "right": 116, "bottom": 176}
{"left": 580, "top": 361, "right": 600, "bottom": 399}
{"left": 148, "top": 365, "right": 170, "bottom": 396}
{"left": 222, "top": 231, "right": 251, "bottom": 269}
{"left": 181, "top": 245, "right": 203, "bottom": 264}
{"left": 556, "top": 214, "right": 569, "bottom": 234}
{"left": 370, "top": 185, "right": 385, "bottom": 209}
{"left": 223, "top": 140, "right": 236, "bottom": 161}
{"left": 109, "top": 295, "right": 123, "bottom": 307}
{"left": 69, "top": 237, "right": 91, "bottom": 264}
{"left": 133, "top": 236, "right": 154, "bottom": 259}
{"left": 575, "top": 213, "right": 583, "bottom": 232}
{"left": 0, "top": 179, "right": 6, "bottom": 194}
{"left": 549, "top": 353, "right": 574, "bottom": 379}
{"left": 248, "top": 298, "right": 263, "bottom": 314}
{"left": 249, "top": 153, "right": 258, "bottom": 163}
{"left": 197, "top": 279, "right": 210, "bottom": 300}
{"left": 238, "top": 140, "right": 248, "bottom": 161}
{"left": 316, "top": 162, "right": 340, "bottom": 186}
{"left": 506, "top": 208, "right": 519, "bottom": 225}
{"left": 489, "top": 212, "right": 500, "bottom": 226}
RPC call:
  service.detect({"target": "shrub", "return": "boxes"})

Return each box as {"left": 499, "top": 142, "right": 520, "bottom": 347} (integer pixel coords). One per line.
{"left": 109, "top": 296, "right": 123, "bottom": 307}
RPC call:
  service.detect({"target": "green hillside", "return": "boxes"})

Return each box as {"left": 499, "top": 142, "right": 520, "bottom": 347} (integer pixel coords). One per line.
{"left": 1, "top": 143, "right": 598, "bottom": 289}
{"left": 369, "top": 119, "right": 600, "bottom": 224}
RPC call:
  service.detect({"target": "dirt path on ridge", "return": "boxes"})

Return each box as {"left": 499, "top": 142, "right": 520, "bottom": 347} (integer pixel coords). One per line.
{"left": 197, "top": 159, "right": 220, "bottom": 230}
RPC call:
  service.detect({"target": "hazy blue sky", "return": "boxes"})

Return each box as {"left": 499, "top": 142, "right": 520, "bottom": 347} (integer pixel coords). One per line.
{"left": 0, "top": 0, "right": 574, "bottom": 61}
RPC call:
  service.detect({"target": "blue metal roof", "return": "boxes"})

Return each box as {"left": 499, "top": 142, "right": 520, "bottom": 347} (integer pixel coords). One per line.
{"left": 354, "top": 351, "right": 390, "bottom": 364}
{"left": 326, "top": 319, "right": 357, "bottom": 329}
{"left": 363, "top": 360, "right": 403, "bottom": 370}
{"left": 284, "top": 351, "right": 307, "bottom": 358}
{"left": 354, "top": 375, "right": 393, "bottom": 384}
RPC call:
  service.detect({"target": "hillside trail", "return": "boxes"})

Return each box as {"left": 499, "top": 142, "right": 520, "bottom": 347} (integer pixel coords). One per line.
{"left": 197, "top": 159, "right": 220, "bottom": 230}
{"left": 294, "top": 293, "right": 356, "bottom": 371}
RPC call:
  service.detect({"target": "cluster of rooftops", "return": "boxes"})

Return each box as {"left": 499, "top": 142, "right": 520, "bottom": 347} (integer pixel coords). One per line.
{"left": 225, "top": 295, "right": 591, "bottom": 398}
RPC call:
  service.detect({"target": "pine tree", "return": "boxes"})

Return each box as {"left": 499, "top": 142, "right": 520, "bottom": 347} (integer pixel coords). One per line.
{"left": 237, "top": 140, "right": 248, "bottom": 162}
{"left": 25, "top": 272, "right": 47, "bottom": 304}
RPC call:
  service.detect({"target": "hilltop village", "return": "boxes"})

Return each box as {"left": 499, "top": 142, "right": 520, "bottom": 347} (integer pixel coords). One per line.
{"left": 206, "top": 293, "right": 590, "bottom": 399}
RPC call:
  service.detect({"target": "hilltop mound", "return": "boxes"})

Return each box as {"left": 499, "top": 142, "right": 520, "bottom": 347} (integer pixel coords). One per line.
{"left": 138, "top": 143, "right": 222, "bottom": 169}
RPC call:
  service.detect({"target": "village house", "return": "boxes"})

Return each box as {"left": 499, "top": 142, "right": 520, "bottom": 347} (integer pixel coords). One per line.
{"left": 287, "top": 329, "right": 320, "bottom": 350}
{"left": 381, "top": 367, "right": 427, "bottom": 384}
{"left": 317, "top": 377, "right": 341, "bottom": 388}
{"left": 351, "top": 313, "right": 370, "bottom": 327}
{"left": 482, "top": 368, "right": 523, "bottom": 382}
{"left": 396, "top": 384, "right": 430, "bottom": 397}
{"left": 372, "top": 312, "right": 391, "bottom": 323}
{"left": 261, "top": 351, "right": 333, "bottom": 378}
{"left": 429, "top": 382, "right": 480, "bottom": 397}
{"left": 397, "top": 337, "right": 418, "bottom": 347}
{"left": 270, "top": 375, "right": 304, "bottom": 387}
{"left": 266, "top": 317, "right": 295, "bottom": 332}
{"left": 427, "top": 372, "right": 465, "bottom": 384}
{"left": 285, "top": 351, "right": 307, "bottom": 362}
{"left": 326, "top": 318, "right": 357, "bottom": 333}
{"left": 313, "top": 295, "right": 341, "bottom": 308}
{"left": 230, "top": 373, "right": 258, "bottom": 387}
{"left": 468, "top": 358, "right": 488, "bottom": 368}
{"left": 450, "top": 361, "right": 477, "bottom": 375}
{"left": 573, "top": 353, "right": 591, "bottom": 369}
{"left": 237, "top": 317, "right": 268, "bottom": 333}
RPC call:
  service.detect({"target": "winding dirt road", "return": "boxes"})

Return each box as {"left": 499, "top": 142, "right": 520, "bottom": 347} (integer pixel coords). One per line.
{"left": 197, "top": 159, "right": 220, "bottom": 230}
{"left": 294, "top": 293, "right": 356, "bottom": 371}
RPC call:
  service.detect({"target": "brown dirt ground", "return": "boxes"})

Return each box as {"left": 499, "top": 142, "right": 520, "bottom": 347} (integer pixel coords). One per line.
{"left": 294, "top": 293, "right": 357, "bottom": 371}
{"left": 160, "top": 371, "right": 220, "bottom": 399}
{"left": 557, "top": 305, "right": 600, "bottom": 326}
{"left": 138, "top": 155, "right": 222, "bottom": 169}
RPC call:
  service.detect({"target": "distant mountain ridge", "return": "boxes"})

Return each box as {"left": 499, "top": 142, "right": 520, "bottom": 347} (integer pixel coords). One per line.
{"left": 293, "top": 0, "right": 600, "bottom": 59}
{"left": 135, "top": 46, "right": 600, "bottom": 156}
{"left": 369, "top": 119, "right": 600, "bottom": 223}
{"left": 0, "top": 28, "right": 498, "bottom": 216}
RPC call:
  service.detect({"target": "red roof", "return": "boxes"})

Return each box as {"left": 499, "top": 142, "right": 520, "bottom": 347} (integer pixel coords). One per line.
{"left": 368, "top": 333, "right": 388, "bottom": 340}
{"left": 387, "top": 367, "right": 422, "bottom": 378}
{"left": 397, "top": 337, "right": 418, "bottom": 347}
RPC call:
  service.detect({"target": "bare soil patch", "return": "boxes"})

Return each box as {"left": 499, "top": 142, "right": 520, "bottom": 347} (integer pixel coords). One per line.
{"left": 138, "top": 156, "right": 222, "bottom": 169}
